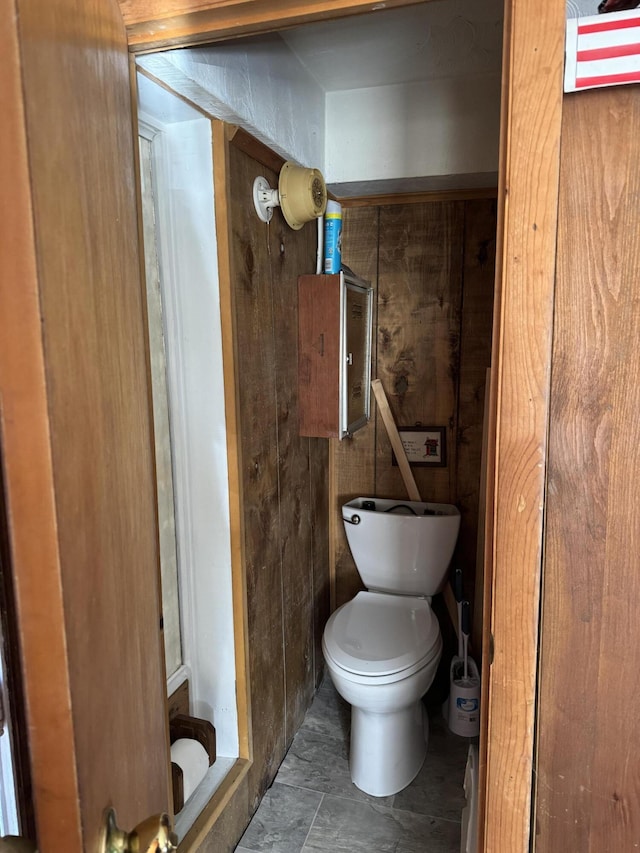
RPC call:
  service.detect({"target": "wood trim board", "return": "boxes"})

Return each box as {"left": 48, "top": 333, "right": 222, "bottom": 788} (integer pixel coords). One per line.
{"left": 175, "top": 117, "right": 255, "bottom": 852}
{"left": 212, "top": 119, "right": 253, "bottom": 764}
{"left": 371, "top": 380, "right": 421, "bottom": 502}
{"left": 120, "top": 0, "right": 441, "bottom": 52}
{"left": 472, "top": 369, "right": 491, "bottom": 657}
{"left": 226, "top": 125, "right": 286, "bottom": 174}
{"left": 339, "top": 187, "right": 499, "bottom": 208}
{"left": 476, "top": 0, "right": 514, "bottom": 838}
{"left": 479, "top": 1, "right": 565, "bottom": 851}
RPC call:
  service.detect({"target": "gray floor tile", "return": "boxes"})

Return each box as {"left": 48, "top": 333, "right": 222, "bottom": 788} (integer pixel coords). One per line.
{"left": 318, "top": 673, "right": 333, "bottom": 692}
{"left": 236, "top": 680, "right": 467, "bottom": 853}
{"left": 276, "top": 725, "right": 395, "bottom": 808}
{"left": 392, "top": 712, "right": 469, "bottom": 820}
{"left": 297, "top": 682, "right": 350, "bottom": 743}
{"left": 301, "top": 794, "right": 461, "bottom": 853}
{"left": 237, "top": 783, "right": 323, "bottom": 853}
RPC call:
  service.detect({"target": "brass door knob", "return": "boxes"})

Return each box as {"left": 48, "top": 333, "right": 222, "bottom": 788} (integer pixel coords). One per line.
{"left": 100, "top": 808, "right": 177, "bottom": 853}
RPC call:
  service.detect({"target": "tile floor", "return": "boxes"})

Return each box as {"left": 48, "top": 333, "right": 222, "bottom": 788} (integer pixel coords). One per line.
{"left": 235, "top": 676, "right": 470, "bottom": 853}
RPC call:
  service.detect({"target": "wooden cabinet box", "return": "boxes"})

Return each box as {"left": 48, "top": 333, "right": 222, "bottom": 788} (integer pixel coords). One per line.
{"left": 298, "top": 272, "right": 373, "bottom": 438}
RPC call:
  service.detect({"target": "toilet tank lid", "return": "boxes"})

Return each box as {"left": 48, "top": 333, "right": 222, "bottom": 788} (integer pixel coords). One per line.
{"left": 324, "top": 591, "right": 440, "bottom": 677}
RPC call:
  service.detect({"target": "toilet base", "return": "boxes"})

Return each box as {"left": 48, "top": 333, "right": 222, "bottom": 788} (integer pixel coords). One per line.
{"left": 349, "top": 701, "right": 429, "bottom": 797}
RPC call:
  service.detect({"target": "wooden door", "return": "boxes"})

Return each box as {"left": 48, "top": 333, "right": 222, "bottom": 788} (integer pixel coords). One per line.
{"left": 0, "top": 0, "right": 170, "bottom": 849}
{"left": 534, "top": 84, "right": 640, "bottom": 853}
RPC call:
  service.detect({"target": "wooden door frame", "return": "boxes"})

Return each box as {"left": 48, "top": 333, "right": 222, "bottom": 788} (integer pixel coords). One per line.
{"left": 479, "top": 1, "right": 565, "bottom": 851}
{"left": 120, "top": 0, "right": 449, "bottom": 52}
{"left": 118, "top": 0, "right": 567, "bottom": 848}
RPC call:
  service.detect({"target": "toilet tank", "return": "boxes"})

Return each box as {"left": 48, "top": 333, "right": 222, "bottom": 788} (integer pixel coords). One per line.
{"left": 342, "top": 497, "right": 461, "bottom": 596}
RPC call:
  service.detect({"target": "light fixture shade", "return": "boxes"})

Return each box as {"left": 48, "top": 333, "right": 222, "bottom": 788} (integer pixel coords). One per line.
{"left": 278, "top": 162, "right": 327, "bottom": 230}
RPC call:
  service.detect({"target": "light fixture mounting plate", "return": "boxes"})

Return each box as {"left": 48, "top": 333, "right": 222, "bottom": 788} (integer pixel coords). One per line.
{"left": 253, "top": 176, "right": 277, "bottom": 223}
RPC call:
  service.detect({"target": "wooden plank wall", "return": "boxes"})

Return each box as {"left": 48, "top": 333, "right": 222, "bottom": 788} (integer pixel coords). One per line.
{"left": 199, "top": 125, "right": 330, "bottom": 852}
{"left": 334, "top": 199, "right": 496, "bottom": 614}
{"left": 376, "top": 202, "right": 464, "bottom": 501}
{"left": 534, "top": 87, "right": 640, "bottom": 851}
{"left": 331, "top": 207, "right": 379, "bottom": 607}
{"left": 456, "top": 206, "right": 497, "bottom": 602}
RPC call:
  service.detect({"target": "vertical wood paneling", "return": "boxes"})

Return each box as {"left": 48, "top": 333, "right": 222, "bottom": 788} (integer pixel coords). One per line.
{"left": 534, "top": 86, "right": 640, "bottom": 852}
{"left": 376, "top": 202, "right": 464, "bottom": 504}
{"left": 197, "top": 124, "right": 328, "bottom": 852}
{"left": 332, "top": 201, "right": 495, "bottom": 611}
{"left": 456, "top": 200, "right": 496, "bottom": 609}
{"left": 229, "top": 146, "right": 285, "bottom": 799}
{"left": 310, "top": 437, "right": 330, "bottom": 686}
{"left": 224, "top": 131, "right": 328, "bottom": 818}
{"left": 333, "top": 207, "right": 379, "bottom": 608}
{"left": 269, "top": 204, "right": 317, "bottom": 745}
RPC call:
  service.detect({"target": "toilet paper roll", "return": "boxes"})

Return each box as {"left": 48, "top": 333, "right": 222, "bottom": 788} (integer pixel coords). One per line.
{"left": 170, "top": 738, "right": 209, "bottom": 802}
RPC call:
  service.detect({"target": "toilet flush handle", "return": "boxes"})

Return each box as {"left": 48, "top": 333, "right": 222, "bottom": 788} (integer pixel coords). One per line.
{"left": 343, "top": 514, "right": 361, "bottom": 525}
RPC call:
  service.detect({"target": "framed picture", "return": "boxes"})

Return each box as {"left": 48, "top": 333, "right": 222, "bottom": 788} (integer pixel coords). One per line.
{"left": 392, "top": 426, "right": 447, "bottom": 467}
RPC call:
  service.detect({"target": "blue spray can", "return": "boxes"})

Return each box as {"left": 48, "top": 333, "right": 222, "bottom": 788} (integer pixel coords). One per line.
{"left": 324, "top": 200, "right": 342, "bottom": 273}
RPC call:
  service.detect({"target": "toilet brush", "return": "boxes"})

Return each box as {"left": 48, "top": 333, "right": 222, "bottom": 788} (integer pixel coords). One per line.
{"left": 448, "top": 599, "right": 481, "bottom": 737}
{"left": 449, "top": 568, "right": 464, "bottom": 680}
{"left": 444, "top": 569, "right": 465, "bottom": 720}
{"left": 461, "top": 600, "right": 471, "bottom": 683}
{"left": 454, "top": 568, "right": 464, "bottom": 661}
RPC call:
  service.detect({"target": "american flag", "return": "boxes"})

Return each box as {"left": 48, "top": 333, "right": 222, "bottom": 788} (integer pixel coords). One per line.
{"left": 565, "top": 9, "right": 640, "bottom": 92}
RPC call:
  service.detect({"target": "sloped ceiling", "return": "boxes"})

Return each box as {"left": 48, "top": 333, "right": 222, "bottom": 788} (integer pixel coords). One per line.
{"left": 138, "top": 0, "right": 507, "bottom": 192}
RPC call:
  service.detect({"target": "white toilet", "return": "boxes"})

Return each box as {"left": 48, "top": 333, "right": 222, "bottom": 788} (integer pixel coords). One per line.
{"left": 322, "top": 497, "right": 460, "bottom": 797}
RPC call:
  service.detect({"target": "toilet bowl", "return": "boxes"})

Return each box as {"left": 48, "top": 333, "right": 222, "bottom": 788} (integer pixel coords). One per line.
{"left": 322, "top": 498, "right": 460, "bottom": 797}
{"left": 323, "top": 590, "right": 442, "bottom": 796}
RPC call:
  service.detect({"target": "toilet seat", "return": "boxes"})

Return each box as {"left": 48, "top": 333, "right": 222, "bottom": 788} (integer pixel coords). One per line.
{"left": 323, "top": 591, "right": 440, "bottom": 682}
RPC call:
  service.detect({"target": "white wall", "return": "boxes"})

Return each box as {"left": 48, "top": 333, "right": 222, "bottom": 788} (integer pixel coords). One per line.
{"left": 138, "top": 36, "right": 325, "bottom": 173}
{"left": 325, "top": 73, "right": 501, "bottom": 187}
{"left": 139, "top": 38, "right": 500, "bottom": 194}
{"left": 138, "top": 73, "right": 238, "bottom": 757}
{"left": 567, "top": 0, "right": 601, "bottom": 16}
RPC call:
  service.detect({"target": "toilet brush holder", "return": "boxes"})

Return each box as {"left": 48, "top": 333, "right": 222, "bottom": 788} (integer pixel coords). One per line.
{"left": 448, "top": 656, "right": 480, "bottom": 738}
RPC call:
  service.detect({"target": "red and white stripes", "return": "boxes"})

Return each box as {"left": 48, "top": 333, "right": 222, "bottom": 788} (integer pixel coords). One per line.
{"left": 565, "top": 9, "right": 640, "bottom": 91}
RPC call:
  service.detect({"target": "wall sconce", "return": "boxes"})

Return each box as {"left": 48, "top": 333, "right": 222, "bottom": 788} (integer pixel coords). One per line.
{"left": 253, "top": 162, "right": 327, "bottom": 230}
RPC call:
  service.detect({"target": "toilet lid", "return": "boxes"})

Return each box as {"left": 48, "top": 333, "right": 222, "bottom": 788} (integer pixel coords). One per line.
{"left": 324, "top": 591, "right": 440, "bottom": 677}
